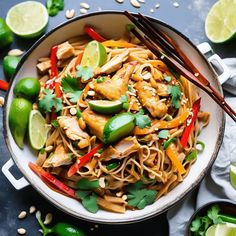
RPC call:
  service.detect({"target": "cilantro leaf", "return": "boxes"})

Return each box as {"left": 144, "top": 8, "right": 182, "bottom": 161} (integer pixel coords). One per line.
{"left": 61, "top": 77, "right": 83, "bottom": 103}
{"left": 76, "top": 65, "right": 94, "bottom": 82}
{"left": 38, "top": 89, "right": 63, "bottom": 113}
{"left": 77, "top": 178, "right": 100, "bottom": 190}
{"left": 207, "top": 205, "right": 223, "bottom": 224}
{"left": 51, "top": 119, "right": 59, "bottom": 128}
{"left": 134, "top": 109, "right": 151, "bottom": 129}
{"left": 61, "top": 76, "right": 82, "bottom": 93}
{"left": 120, "top": 94, "right": 128, "bottom": 103}
{"left": 76, "top": 190, "right": 99, "bottom": 213}
{"left": 168, "top": 85, "right": 182, "bottom": 109}
{"left": 164, "top": 75, "right": 172, "bottom": 82}
{"left": 190, "top": 216, "right": 202, "bottom": 232}
{"left": 127, "top": 181, "right": 157, "bottom": 210}
{"left": 158, "top": 130, "right": 169, "bottom": 139}
{"left": 46, "top": 0, "right": 64, "bottom": 17}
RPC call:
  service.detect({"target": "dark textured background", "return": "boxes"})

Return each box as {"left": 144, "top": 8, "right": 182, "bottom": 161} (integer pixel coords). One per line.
{"left": 0, "top": 0, "right": 235, "bottom": 235}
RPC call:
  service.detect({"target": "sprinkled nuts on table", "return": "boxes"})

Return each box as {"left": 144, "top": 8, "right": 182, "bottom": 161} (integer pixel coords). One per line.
{"left": 173, "top": 2, "right": 180, "bottom": 7}
{"left": 43, "top": 213, "right": 53, "bottom": 225}
{"left": 80, "top": 3, "right": 90, "bottom": 9}
{"left": 155, "top": 3, "right": 160, "bottom": 8}
{"left": 8, "top": 49, "right": 24, "bottom": 56}
{"left": 138, "top": 0, "right": 145, "bottom": 3}
{"left": 0, "top": 96, "right": 5, "bottom": 107}
{"left": 116, "top": 0, "right": 124, "bottom": 3}
{"left": 80, "top": 8, "right": 88, "bottom": 14}
{"left": 130, "top": 0, "right": 141, "bottom": 8}
{"left": 18, "top": 211, "right": 27, "bottom": 219}
{"left": 150, "top": 8, "right": 154, "bottom": 13}
{"left": 17, "top": 228, "right": 26, "bottom": 235}
{"left": 29, "top": 205, "right": 36, "bottom": 214}
{"left": 66, "top": 9, "right": 75, "bottom": 19}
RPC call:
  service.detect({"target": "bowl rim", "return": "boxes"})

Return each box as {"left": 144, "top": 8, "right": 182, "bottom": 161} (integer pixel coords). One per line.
{"left": 185, "top": 200, "right": 236, "bottom": 236}
{"left": 3, "top": 10, "right": 226, "bottom": 224}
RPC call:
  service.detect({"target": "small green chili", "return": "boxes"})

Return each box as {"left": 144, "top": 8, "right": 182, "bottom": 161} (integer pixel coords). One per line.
{"left": 36, "top": 211, "right": 86, "bottom": 236}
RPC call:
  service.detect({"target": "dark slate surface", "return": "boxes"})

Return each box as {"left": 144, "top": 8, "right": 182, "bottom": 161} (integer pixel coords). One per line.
{"left": 0, "top": 0, "right": 235, "bottom": 235}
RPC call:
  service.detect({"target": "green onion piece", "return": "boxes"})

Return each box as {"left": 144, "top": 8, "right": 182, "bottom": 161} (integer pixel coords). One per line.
{"left": 123, "top": 102, "right": 129, "bottom": 110}
{"left": 76, "top": 108, "right": 82, "bottom": 118}
{"left": 128, "top": 85, "right": 132, "bottom": 92}
{"left": 163, "top": 137, "right": 176, "bottom": 150}
{"left": 186, "top": 150, "right": 197, "bottom": 161}
{"left": 97, "top": 148, "right": 104, "bottom": 154}
{"left": 96, "top": 76, "right": 106, "bottom": 83}
{"left": 126, "top": 24, "right": 135, "bottom": 32}
{"left": 51, "top": 119, "right": 59, "bottom": 128}
{"left": 106, "top": 162, "right": 119, "bottom": 171}
{"left": 196, "top": 140, "right": 205, "bottom": 152}
{"left": 164, "top": 114, "right": 173, "bottom": 121}
{"left": 40, "top": 147, "right": 45, "bottom": 154}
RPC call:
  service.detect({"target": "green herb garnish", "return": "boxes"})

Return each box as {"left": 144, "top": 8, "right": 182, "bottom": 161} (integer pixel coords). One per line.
{"left": 46, "top": 0, "right": 64, "bottom": 17}
{"left": 134, "top": 109, "right": 151, "bottom": 129}
{"left": 51, "top": 119, "right": 59, "bottom": 128}
{"left": 158, "top": 130, "right": 169, "bottom": 139}
{"left": 96, "top": 76, "right": 106, "bottom": 83}
{"left": 168, "top": 85, "right": 182, "bottom": 109}
{"left": 76, "top": 178, "right": 100, "bottom": 190}
{"left": 186, "top": 150, "right": 198, "bottom": 161}
{"left": 76, "top": 191, "right": 99, "bottom": 213}
{"left": 106, "top": 162, "right": 119, "bottom": 171}
{"left": 76, "top": 65, "right": 94, "bottom": 82}
{"left": 164, "top": 75, "right": 172, "bottom": 82}
{"left": 38, "top": 89, "right": 63, "bottom": 113}
{"left": 127, "top": 181, "right": 157, "bottom": 210}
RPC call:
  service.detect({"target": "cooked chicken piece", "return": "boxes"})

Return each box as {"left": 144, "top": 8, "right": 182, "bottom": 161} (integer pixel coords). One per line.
{"left": 43, "top": 144, "right": 72, "bottom": 168}
{"left": 37, "top": 60, "right": 51, "bottom": 73}
{"left": 135, "top": 81, "right": 168, "bottom": 118}
{"left": 57, "top": 41, "right": 75, "bottom": 60}
{"left": 156, "top": 82, "right": 169, "bottom": 97}
{"left": 82, "top": 109, "right": 110, "bottom": 141}
{"left": 58, "top": 117, "right": 89, "bottom": 141}
{"left": 98, "top": 51, "right": 128, "bottom": 74}
{"left": 94, "top": 62, "right": 136, "bottom": 100}
{"left": 100, "top": 136, "right": 140, "bottom": 161}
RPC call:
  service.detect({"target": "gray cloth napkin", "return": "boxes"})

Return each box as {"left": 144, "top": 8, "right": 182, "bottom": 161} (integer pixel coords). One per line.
{"left": 167, "top": 58, "right": 236, "bottom": 236}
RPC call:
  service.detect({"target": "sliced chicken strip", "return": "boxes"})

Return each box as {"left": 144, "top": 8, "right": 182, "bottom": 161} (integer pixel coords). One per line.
{"left": 94, "top": 62, "right": 136, "bottom": 100}
{"left": 82, "top": 108, "right": 110, "bottom": 141}
{"left": 135, "top": 81, "right": 168, "bottom": 118}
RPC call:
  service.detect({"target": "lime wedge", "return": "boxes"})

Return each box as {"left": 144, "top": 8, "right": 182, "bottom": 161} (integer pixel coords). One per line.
{"left": 6, "top": 1, "right": 48, "bottom": 38}
{"left": 206, "top": 225, "right": 217, "bottom": 236}
{"left": 29, "top": 110, "right": 49, "bottom": 150}
{"left": 81, "top": 40, "right": 107, "bottom": 68}
{"left": 215, "top": 223, "right": 236, "bottom": 236}
{"left": 89, "top": 100, "right": 122, "bottom": 114}
{"left": 230, "top": 163, "right": 236, "bottom": 189}
{"left": 205, "top": 0, "right": 236, "bottom": 43}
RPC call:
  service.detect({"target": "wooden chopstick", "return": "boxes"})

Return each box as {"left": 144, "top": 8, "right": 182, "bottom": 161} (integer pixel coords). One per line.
{"left": 137, "top": 13, "right": 236, "bottom": 119}
{"left": 124, "top": 11, "right": 236, "bottom": 122}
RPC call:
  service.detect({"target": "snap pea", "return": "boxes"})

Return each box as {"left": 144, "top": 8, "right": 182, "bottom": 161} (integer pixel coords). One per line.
{"left": 36, "top": 211, "right": 86, "bottom": 236}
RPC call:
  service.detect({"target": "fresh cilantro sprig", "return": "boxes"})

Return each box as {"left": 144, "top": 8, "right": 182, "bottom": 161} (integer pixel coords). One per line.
{"left": 38, "top": 89, "right": 63, "bottom": 113}
{"left": 46, "top": 0, "right": 64, "bottom": 17}
{"left": 168, "top": 85, "right": 182, "bottom": 109}
{"left": 76, "top": 65, "right": 94, "bottom": 82}
{"left": 120, "top": 94, "right": 129, "bottom": 110}
{"left": 61, "top": 76, "right": 83, "bottom": 103}
{"left": 190, "top": 205, "right": 223, "bottom": 236}
{"left": 134, "top": 109, "right": 151, "bottom": 129}
{"left": 127, "top": 181, "right": 157, "bottom": 210}
{"left": 76, "top": 178, "right": 100, "bottom": 213}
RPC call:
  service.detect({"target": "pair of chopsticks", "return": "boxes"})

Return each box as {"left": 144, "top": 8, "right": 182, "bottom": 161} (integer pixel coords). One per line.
{"left": 124, "top": 11, "right": 236, "bottom": 122}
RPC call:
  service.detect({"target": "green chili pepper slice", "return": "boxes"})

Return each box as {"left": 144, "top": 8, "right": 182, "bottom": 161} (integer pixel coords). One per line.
{"left": 163, "top": 137, "right": 176, "bottom": 150}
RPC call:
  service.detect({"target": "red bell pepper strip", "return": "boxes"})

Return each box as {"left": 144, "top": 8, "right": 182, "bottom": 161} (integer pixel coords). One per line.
{"left": 180, "top": 98, "right": 201, "bottom": 148}
{"left": 29, "top": 162, "right": 76, "bottom": 198}
{"left": 50, "top": 46, "right": 58, "bottom": 79}
{"left": 68, "top": 143, "right": 103, "bottom": 177}
{"left": 0, "top": 80, "right": 9, "bottom": 91}
{"left": 84, "top": 26, "right": 106, "bottom": 42}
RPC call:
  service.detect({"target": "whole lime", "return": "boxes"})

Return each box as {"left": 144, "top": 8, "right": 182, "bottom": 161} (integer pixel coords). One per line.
{"left": 9, "top": 98, "right": 32, "bottom": 149}
{"left": 3, "top": 56, "right": 20, "bottom": 79}
{"left": 0, "top": 17, "right": 13, "bottom": 49}
{"left": 14, "top": 77, "right": 40, "bottom": 101}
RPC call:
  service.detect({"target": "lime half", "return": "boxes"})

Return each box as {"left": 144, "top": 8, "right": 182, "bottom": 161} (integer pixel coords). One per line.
{"left": 29, "top": 110, "right": 49, "bottom": 150}
{"left": 81, "top": 40, "right": 107, "bottom": 68}
{"left": 6, "top": 1, "right": 48, "bottom": 38}
{"left": 205, "top": 0, "right": 236, "bottom": 43}
{"left": 230, "top": 163, "right": 236, "bottom": 189}
{"left": 215, "top": 223, "right": 236, "bottom": 236}
{"left": 206, "top": 225, "right": 217, "bottom": 236}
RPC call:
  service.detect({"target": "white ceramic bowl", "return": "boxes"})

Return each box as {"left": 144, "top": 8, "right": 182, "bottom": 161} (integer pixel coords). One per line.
{"left": 3, "top": 12, "right": 225, "bottom": 224}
